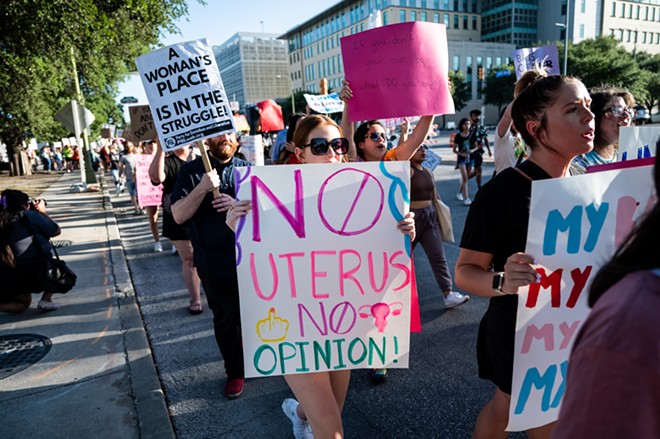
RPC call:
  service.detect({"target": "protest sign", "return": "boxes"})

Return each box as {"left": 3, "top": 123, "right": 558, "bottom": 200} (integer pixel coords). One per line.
{"left": 136, "top": 39, "right": 235, "bottom": 151}
{"left": 135, "top": 154, "right": 163, "bottom": 207}
{"left": 512, "top": 45, "right": 561, "bottom": 80}
{"left": 618, "top": 125, "right": 659, "bottom": 162}
{"left": 304, "top": 93, "right": 345, "bottom": 114}
{"left": 234, "top": 161, "right": 413, "bottom": 378}
{"left": 422, "top": 148, "right": 442, "bottom": 171}
{"left": 256, "top": 99, "right": 284, "bottom": 132}
{"left": 240, "top": 134, "right": 265, "bottom": 166}
{"left": 128, "top": 105, "right": 157, "bottom": 141}
{"left": 507, "top": 165, "right": 656, "bottom": 431}
{"left": 234, "top": 114, "right": 250, "bottom": 133}
{"left": 340, "top": 22, "right": 454, "bottom": 121}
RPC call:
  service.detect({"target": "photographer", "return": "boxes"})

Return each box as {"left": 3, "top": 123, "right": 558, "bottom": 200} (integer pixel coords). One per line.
{"left": 0, "top": 189, "right": 61, "bottom": 313}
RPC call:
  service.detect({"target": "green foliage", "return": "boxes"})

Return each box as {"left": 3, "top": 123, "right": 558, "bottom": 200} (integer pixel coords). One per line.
{"left": 449, "top": 70, "right": 470, "bottom": 113}
{"left": 0, "top": 0, "right": 197, "bottom": 162}
{"left": 278, "top": 91, "right": 311, "bottom": 121}
{"left": 482, "top": 67, "right": 516, "bottom": 114}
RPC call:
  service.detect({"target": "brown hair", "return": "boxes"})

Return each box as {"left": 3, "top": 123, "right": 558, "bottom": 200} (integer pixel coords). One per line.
{"left": 511, "top": 75, "right": 583, "bottom": 149}
{"left": 514, "top": 64, "right": 549, "bottom": 98}
{"left": 292, "top": 115, "right": 347, "bottom": 162}
{"left": 589, "top": 86, "right": 635, "bottom": 149}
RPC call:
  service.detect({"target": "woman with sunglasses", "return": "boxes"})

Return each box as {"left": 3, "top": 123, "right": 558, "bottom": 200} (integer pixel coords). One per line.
{"left": 227, "top": 115, "right": 416, "bottom": 439}
{"left": 572, "top": 86, "right": 635, "bottom": 174}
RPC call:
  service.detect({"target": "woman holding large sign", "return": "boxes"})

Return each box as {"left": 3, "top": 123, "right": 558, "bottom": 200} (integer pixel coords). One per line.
{"left": 227, "top": 114, "right": 416, "bottom": 439}
{"left": 455, "top": 75, "right": 595, "bottom": 438}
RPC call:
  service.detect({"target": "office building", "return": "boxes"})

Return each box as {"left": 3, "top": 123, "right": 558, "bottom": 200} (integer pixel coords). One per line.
{"left": 481, "top": 0, "right": 538, "bottom": 47}
{"left": 213, "top": 32, "right": 292, "bottom": 109}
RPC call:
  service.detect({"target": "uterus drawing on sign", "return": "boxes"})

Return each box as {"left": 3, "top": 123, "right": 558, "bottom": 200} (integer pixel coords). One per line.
{"left": 358, "top": 302, "right": 404, "bottom": 332}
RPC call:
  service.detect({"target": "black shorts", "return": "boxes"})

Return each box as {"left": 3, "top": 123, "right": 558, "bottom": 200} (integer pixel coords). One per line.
{"left": 473, "top": 152, "right": 483, "bottom": 168}
{"left": 162, "top": 210, "right": 190, "bottom": 241}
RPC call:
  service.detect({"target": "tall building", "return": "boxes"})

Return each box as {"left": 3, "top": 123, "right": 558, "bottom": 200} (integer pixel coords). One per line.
{"left": 481, "top": 0, "right": 538, "bottom": 47}
{"left": 213, "top": 32, "right": 292, "bottom": 109}
{"left": 598, "top": 0, "right": 660, "bottom": 56}
{"left": 280, "top": 0, "right": 513, "bottom": 123}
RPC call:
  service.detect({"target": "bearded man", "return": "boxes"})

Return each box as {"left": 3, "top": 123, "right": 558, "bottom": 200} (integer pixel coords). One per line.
{"left": 171, "top": 132, "right": 250, "bottom": 399}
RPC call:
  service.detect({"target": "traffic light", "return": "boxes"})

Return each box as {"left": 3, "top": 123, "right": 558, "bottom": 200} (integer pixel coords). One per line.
{"left": 477, "top": 66, "right": 484, "bottom": 81}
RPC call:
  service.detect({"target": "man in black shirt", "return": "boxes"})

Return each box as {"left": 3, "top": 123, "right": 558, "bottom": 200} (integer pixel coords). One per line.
{"left": 468, "top": 109, "right": 492, "bottom": 190}
{"left": 171, "top": 132, "right": 250, "bottom": 399}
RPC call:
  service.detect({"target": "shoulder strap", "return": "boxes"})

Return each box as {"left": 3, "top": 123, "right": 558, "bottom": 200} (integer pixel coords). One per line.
{"left": 513, "top": 166, "right": 533, "bottom": 181}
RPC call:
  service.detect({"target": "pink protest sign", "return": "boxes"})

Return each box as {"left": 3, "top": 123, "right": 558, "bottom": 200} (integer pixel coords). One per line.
{"left": 340, "top": 22, "right": 454, "bottom": 121}
{"left": 136, "top": 154, "right": 163, "bottom": 207}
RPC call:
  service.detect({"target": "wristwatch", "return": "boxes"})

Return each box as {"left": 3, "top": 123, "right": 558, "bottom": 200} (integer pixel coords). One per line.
{"left": 492, "top": 272, "right": 507, "bottom": 295}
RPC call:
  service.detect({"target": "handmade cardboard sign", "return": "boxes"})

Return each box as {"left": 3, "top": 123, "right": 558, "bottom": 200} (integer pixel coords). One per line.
{"left": 304, "top": 93, "right": 345, "bottom": 114}
{"left": 136, "top": 39, "right": 235, "bottom": 151}
{"left": 512, "top": 45, "right": 561, "bottom": 79}
{"left": 507, "top": 165, "right": 656, "bottom": 431}
{"left": 240, "top": 135, "right": 265, "bottom": 166}
{"left": 340, "top": 22, "right": 454, "bottom": 121}
{"left": 135, "top": 154, "right": 163, "bottom": 207}
{"left": 618, "top": 125, "right": 658, "bottom": 162}
{"left": 128, "top": 105, "right": 157, "bottom": 141}
{"left": 234, "top": 161, "right": 414, "bottom": 378}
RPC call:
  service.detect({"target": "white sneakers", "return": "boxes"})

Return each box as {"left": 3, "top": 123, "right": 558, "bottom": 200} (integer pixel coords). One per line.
{"left": 463, "top": 197, "right": 472, "bottom": 206}
{"left": 456, "top": 193, "right": 465, "bottom": 201}
{"left": 38, "top": 300, "right": 59, "bottom": 311}
{"left": 445, "top": 291, "right": 470, "bottom": 309}
{"left": 154, "top": 242, "right": 163, "bottom": 252}
{"left": 282, "top": 398, "right": 314, "bottom": 439}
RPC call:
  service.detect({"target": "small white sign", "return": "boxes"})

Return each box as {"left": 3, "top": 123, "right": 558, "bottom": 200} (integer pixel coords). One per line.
{"left": 303, "top": 93, "right": 345, "bottom": 114}
{"left": 512, "top": 45, "right": 561, "bottom": 80}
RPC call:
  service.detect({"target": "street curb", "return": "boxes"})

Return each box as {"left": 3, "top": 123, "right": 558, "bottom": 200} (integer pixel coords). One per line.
{"left": 101, "top": 183, "right": 175, "bottom": 439}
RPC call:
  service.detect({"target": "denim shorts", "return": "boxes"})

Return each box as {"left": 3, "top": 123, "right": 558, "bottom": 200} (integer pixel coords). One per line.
{"left": 457, "top": 155, "right": 474, "bottom": 167}
{"left": 126, "top": 180, "right": 137, "bottom": 197}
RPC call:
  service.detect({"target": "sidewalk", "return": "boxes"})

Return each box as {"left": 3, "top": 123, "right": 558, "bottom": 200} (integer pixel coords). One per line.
{"left": 0, "top": 172, "right": 173, "bottom": 439}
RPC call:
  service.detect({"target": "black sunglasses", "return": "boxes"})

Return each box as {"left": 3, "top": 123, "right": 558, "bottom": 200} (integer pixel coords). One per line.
{"left": 367, "top": 132, "right": 387, "bottom": 142}
{"left": 302, "top": 137, "right": 349, "bottom": 156}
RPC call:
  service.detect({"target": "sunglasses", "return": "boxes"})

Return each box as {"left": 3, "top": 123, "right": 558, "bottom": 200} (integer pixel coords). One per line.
{"left": 605, "top": 106, "right": 634, "bottom": 118}
{"left": 367, "top": 132, "right": 387, "bottom": 142}
{"left": 302, "top": 137, "right": 349, "bottom": 156}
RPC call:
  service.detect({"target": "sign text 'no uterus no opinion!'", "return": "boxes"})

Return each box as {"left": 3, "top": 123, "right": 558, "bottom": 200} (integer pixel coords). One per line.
{"left": 233, "top": 161, "right": 414, "bottom": 378}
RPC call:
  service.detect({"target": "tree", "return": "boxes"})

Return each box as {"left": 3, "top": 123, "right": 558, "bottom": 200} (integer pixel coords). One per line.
{"left": 482, "top": 67, "right": 516, "bottom": 115}
{"left": 0, "top": 0, "right": 199, "bottom": 175}
{"left": 443, "top": 70, "right": 470, "bottom": 128}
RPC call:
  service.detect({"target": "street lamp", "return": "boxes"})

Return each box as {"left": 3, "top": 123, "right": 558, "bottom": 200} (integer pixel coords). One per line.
{"left": 554, "top": 0, "right": 570, "bottom": 75}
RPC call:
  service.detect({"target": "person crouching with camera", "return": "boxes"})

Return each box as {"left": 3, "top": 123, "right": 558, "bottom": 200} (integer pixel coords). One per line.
{"left": 0, "top": 189, "right": 62, "bottom": 312}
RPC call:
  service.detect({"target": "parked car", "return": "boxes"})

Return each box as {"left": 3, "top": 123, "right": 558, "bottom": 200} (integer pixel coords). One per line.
{"left": 633, "top": 105, "right": 650, "bottom": 125}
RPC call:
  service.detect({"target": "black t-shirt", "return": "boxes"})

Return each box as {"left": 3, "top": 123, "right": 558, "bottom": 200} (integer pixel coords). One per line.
{"left": 171, "top": 156, "right": 250, "bottom": 275}
{"left": 455, "top": 132, "right": 470, "bottom": 155}
{"left": 162, "top": 154, "right": 187, "bottom": 195}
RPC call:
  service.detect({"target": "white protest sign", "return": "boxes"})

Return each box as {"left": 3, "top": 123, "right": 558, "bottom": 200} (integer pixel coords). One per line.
{"left": 240, "top": 134, "right": 265, "bottom": 166}
{"left": 304, "top": 93, "right": 345, "bottom": 114}
{"left": 618, "top": 125, "right": 659, "bottom": 162}
{"left": 422, "top": 148, "right": 442, "bottom": 171}
{"left": 135, "top": 154, "right": 163, "bottom": 207}
{"left": 512, "top": 45, "right": 561, "bottom": 80}
{"left": 507, "top": 165, "right": 656, "bottom": 431}
{"left": 136, "top": 39, "right": 235, "bottom": 151}
{"left": 234, "top": 161, "right": 413, "bottom": 378}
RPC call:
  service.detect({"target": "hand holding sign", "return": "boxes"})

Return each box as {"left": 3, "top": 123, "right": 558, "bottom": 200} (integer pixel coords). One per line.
{"left": 256, "top": 308, "right": 290, "bottom": 343}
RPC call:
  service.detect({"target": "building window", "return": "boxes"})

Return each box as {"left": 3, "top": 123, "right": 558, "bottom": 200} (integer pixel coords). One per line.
{"left": 496, "top": 56, "right": 501, "bottom": 67}
{"left": 580, "top": 0, "right": 585, "bottom": 13}
{"left": 472, "top": 0, "right": 477, "bottom": 13}
{"left": 611, "top": 2, "right": 616, "bottom": 17}
{"left": 466, "top": 55, "right": 472, "bottom": 100}
{"left": 411, "top": 11, "right": 417, "bottom": 21}
{"left": 463, "top": 15, "right": 467, "bottom": 29}
{"left": 635, "top": 5, "right": 640, "bottom": 19}
{"left": 579, "top": 24, "right": 584, "bottom": 38}
{"left": 452, "top": 55, "right": 460, "bottom": 71}
{"left": 627, "top": 29, "right": 631, "bottom": 42}
{"left": 472, "top": 16, "right": 477, "bottom": 30}
{"left": 454, "top": 14, "right": 458, "bottom": 28}
{"left": 421, "top": 11, "right": 427, "bottom": 21}
{"left": 400, "top": 10, "right": 406, "bottom": 21}
{"left": 620, "top": 3, "right": 625, "bottom": 17}
{"left": 383, "top": 11, "right": 389, "bottom": 24}
{"left": 561, "top": 0, "right": 566, "bottom": 16}
{"left": 421, "top": 0, "right": 427, "bottom": 7}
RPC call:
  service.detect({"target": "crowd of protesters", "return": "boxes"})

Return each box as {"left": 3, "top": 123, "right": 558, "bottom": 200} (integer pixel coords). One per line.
{"left": 2, "top": 64, "right": 657, "bottom": 439}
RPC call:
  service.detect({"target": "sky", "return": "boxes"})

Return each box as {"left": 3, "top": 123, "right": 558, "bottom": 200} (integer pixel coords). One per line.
{"left": 117, "top": 0, "right": 340, "bottom": 121}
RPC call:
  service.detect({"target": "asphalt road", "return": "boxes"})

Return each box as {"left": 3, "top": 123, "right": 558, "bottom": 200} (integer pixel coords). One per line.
{"left": 111, "top": 136, "right": 528, "bottom": 439}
